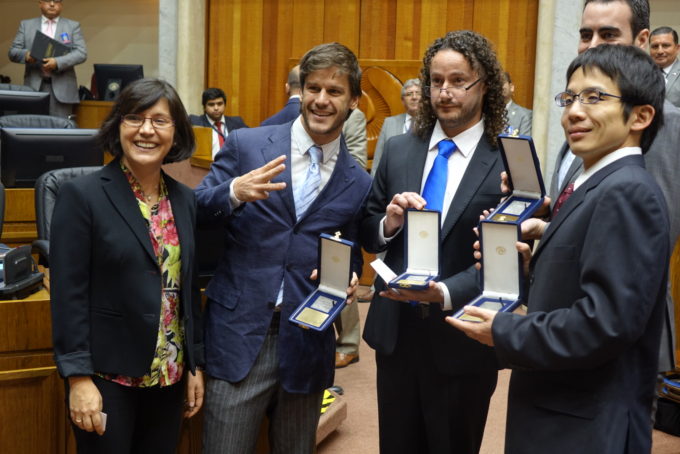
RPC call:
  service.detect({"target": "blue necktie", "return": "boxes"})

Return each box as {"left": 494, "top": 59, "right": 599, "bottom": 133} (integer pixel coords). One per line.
{"left": 422, "top": 140, "right": 456, "bottom": 212}
{"left": 294, "top": 145, "right": 322, "bottom": 219}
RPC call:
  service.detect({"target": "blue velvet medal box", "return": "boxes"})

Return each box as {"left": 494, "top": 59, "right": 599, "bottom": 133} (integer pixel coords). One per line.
{"left": 453, "top": 135, "right": 545, "bottom": 321}
{"left": 289, "top": 233, "right": 353, "bottom": 331}
{"left": 388, "top": 209, "right": 441, "bottom": 291}
{"left": 486, "top": 134, "right": 546, "bottom": 224}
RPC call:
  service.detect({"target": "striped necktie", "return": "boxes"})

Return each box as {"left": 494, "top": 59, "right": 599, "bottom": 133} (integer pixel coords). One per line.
{"left": 294, "top": 145, "right": 322, "bottom": 219}
{"left": 422, "top": 139, "right": 456, "bottom": 212}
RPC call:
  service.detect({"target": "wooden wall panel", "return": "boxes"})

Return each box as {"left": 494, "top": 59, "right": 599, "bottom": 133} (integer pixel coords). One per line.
{"left": 207, "top": 0, "right": 539, "bottom": 128}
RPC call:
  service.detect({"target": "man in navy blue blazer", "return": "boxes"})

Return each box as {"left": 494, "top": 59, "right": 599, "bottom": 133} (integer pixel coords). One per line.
{"left": 196, "top": 43, "right": 371, "bottom": 454}
{"left": 261, "top": 65, "right": 302, "bottom": 126}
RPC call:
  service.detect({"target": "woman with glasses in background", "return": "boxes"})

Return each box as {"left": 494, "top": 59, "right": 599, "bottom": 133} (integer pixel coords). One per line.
{"left": 50, "top": 78, "right": 204, "bottom": 453}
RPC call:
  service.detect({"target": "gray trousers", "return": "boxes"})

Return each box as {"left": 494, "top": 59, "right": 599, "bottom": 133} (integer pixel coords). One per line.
{"left": 203, "top": 330, "right": 324, "bottom": 454}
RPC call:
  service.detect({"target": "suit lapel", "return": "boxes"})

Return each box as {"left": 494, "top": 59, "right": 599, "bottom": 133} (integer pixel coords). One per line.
{"left": 667, "top": 59, "right": 680, "bottom": 91}
{"left": 100, "top": 162, "right": 157, "bottom": 265}
{"left": 260, "top": 126, "right": 296, "bottom": 221}
{"left": 535, "top": 155, "right": 644, "bottom": 259}
{"left": 405, "top": 135, "right": 429, "bottom": 194}
{"left": 441, "top": 137, "right": 497, "bottom": 239}
{"left": 297, "top": 142, "right": 357, "bottom": 223}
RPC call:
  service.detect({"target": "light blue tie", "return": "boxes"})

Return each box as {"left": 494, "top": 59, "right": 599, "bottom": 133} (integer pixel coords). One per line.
{"left": 294, "top": 145, "right": 322, "bottom": 219}
{"left": 422, "top": 139, "right": 456, "bottom": 212}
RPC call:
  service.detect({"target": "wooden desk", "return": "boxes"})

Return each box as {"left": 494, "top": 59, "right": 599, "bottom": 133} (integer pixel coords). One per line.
{"left": 73, "top": 100, "right": 114, "bottom": 130}
{"left": 0, "top": 289, "right": 68, "bottom": 454}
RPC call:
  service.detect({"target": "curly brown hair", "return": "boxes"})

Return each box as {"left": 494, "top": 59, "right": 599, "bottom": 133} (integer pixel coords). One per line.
{"left": 414, "top": 30, "right": 506, "bottom": 145}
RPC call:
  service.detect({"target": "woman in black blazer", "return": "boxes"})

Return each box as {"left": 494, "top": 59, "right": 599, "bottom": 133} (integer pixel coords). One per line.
{"left": 50, "top": 78, "right": 204, "bottom": 453}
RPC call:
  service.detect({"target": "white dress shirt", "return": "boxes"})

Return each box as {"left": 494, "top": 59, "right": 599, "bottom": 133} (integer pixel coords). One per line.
{"left": 574, "top": 147, "right": 641, "bottom": 190}
{"left": 379, "top": 119, "right": 485, "bottom": 310}
{"left": 207, "top": 115, "right": 228, "bottom": 158}
{"left": 41, "top": 15, "right": 60, "bottom": 38}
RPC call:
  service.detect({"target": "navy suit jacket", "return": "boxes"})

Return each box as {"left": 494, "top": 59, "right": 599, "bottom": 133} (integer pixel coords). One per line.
{"left": 195, "top": 122, "right": 371, "bottom": 393}
{"left": 494, "top": 156, "right": 669, "bottom": 454}
{"left": 50, "top": 161, "right": 203, "bottom": 378}
{"left": 260, "top": 97, "right": 301, "bottom": 126}
{"left": 361, "top": 131, "right": 504, "bottom": 375}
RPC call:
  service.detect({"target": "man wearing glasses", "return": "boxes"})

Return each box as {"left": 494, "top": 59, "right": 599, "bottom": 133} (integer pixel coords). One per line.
{"left": 449, "top": 43, "right": 669, "bottom": 454}
{"left": 9, "top": 0, "right": 87, "bottom": 118}
{"left": 371, "top": 78, "right": 422, "bottom": 176}
{"left": 360, "top": 30, "right": 506, "bottom": 454}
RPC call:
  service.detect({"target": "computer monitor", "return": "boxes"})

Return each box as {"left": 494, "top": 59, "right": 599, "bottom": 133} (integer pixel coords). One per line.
{"left": 93, "top": 64, "right": 144, "bottom": 101}
{"left": 0, "top": 90, "right": 50, "bottom": 116}
{"left": 0, "top": 128, "right": 102, "bottom": 188}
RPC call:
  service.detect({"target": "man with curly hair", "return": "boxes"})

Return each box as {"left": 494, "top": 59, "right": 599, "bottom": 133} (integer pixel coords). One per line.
{"left": 360, "top": 30, "right": 506, "bottom": 454}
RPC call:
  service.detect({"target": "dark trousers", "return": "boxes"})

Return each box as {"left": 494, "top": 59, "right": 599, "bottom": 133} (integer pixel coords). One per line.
{"left": 376, "top": 305, "right": 498, "bottom": 454}
{"left": 68, "top": 375, "right": 185, "bottom": 454}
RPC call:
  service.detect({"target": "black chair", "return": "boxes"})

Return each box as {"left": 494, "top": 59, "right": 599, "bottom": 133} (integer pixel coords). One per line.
{"left": 33, "top": 167, "right": 101, "bottom": 266}
{"left": 0, "top": 114, "right": 76, "bottom": 129}
{"left": 0, "top": 84, "right": 34, "bottom": 92}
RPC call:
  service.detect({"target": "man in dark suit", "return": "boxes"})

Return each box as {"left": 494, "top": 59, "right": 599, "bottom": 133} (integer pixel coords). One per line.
{"left": 261, "top": 65, "right": 301, "bottom": 126}
{"left": 360, "top": 30, "right": 507, "bottom": 454}
{"left": 546, "top": 0, "right": 679, "bottom": 374}
{"left": 189, "top": 87, "right": 248, "bottom": 157}
{"left": 450, "top": 44, "right": 669, "bottom": 454}
{"left": 196, "top": 43, "right": 371, "bottom": 454}
{"left": 650, "top": 26, "right": 680, "bottom": 108}
{"left": 8, "top": 0, "right": 87, "bottom": 117}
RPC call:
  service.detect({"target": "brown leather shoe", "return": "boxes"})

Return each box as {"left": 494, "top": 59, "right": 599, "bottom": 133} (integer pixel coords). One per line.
{"left": 335, "top": 352, "right": 359, "bottom": 368}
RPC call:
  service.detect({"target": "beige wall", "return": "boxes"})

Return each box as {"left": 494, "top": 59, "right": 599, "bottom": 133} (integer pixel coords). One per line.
{"left": 651, "top": 0, "right": 680, "bottom": 36}
{"left": 1, "top": 0, "right": 158, "bottom": 91}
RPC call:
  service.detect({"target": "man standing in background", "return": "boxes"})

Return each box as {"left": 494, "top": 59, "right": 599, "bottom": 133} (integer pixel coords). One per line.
{"left": 9, "top": 0, "right": 87, "bottom": 118}
{"left": 650, "top": 26, "right": 680, "bottom": 108}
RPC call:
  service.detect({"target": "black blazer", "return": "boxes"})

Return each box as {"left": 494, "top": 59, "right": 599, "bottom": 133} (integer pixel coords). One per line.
{"left": 50, "top": 160, "right": 204, "bottom": 378}
{"left": 361, "top": 131, "right": 505, "bottom": 375}
{"left": 493, "top": 156, "right": 669, "bottom": 453}
{"left": 189, "top": 114, "right": 248, "bottom": 132}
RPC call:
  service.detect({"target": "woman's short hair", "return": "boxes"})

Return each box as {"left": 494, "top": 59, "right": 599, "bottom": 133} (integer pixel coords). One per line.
{"left": 97, "top": 78, "right": 195, "bottom": 164}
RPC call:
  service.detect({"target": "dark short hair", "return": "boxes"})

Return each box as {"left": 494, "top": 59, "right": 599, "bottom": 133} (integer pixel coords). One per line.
{"left": 299, "top": 42, "right": 362, "bottom": 99}
{"left": 504, "top": 71, "right": 513, "bottom": 85}
{"left": 201, "top": 87, "right": 226, "bottom": 106}
{"left": 415, "top": 30, "right": 506, "bottom": 145}
{"left": 584, "top": 0, "right": 650, "bottom": 40}
{"left": 565, "top": 44, "right": 664, "bottom": 152}
{"left": 97, "top": 78, "right": 195, "bottom": 163}
{"left": 651, "top": 26, "right": 679, "bottom": 45}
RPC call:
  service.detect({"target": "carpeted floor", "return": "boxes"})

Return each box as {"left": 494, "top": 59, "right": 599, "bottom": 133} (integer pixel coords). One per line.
{"left": 318, "top": 298, "right": 680, "bottom": 454}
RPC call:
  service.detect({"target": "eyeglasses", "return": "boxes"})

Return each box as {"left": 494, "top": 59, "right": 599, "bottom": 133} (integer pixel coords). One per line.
{"left": 554, "top": 88, "right": 623, "bottom": 107}
{"left": 121, "top": 114, "right": 175, "bottom": 129}
{"left": 403, "top": 91, "right": 421, "bottom": 98}
{"left": 425, "top": 78, "right": 482, "bottom": 98}
{"left": 40, "top": 0, "right": 62, "bottom": 3}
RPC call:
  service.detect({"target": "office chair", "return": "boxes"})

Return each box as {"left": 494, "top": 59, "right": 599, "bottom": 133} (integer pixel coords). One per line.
{"left": 0, "top": 114, "right": 76, "bottom": 129}
{"left": 33, "top": 167, "right": 101, "bottom": 266}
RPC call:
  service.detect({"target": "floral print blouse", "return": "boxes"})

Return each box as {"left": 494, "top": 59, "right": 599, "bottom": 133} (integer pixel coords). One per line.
{"left": 99, "top": 163, "right": 184, "bottom": 387}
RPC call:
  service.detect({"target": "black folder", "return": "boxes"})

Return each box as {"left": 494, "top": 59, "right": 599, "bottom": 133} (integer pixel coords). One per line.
{"left": 30, "top": 31, "right": 70, "bottom": 61}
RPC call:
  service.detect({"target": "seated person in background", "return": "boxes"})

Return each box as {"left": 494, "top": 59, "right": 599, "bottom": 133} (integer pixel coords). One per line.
{"left": 502, "top": 71, "right": 532, "bottom": 136}
{"left": 261, "top": 65, "right": 301, "bottom": 126}
{"left": 190, "top": 87, "right": 248, "bottom": 157}
{"left": 371, "top": 78, "right": 421, "bottom": 176}
{"left": 449, "top": 44, "right": 669, "bottom": 454}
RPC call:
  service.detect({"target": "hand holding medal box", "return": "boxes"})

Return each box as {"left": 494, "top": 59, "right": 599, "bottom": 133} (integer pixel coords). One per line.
{"left": 289, "top": 232, "right": 354, "bottom": 331}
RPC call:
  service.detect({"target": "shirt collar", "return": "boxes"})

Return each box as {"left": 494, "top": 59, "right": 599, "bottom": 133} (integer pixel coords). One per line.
{"left": 574, "top": 146, "right": 642, "bottom": 190}
{"left": 291, "top": 116, "right": 341, "bottom": 164}
{"left": 42, "top": 16, "right": 60, "bottom": 25}
{"left": 428, "top": 119, "right": 485, "bottom": 158}
{"left": 206, "top": 115, "right": 225, "bottom": 126}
